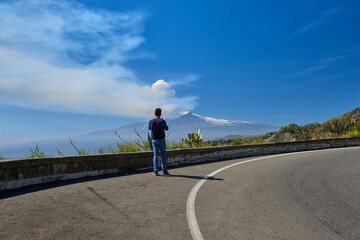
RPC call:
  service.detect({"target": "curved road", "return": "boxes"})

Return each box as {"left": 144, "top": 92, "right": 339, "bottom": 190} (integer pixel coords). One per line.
{"left": 1, "top": 147, "right": 359, "bottom": 240}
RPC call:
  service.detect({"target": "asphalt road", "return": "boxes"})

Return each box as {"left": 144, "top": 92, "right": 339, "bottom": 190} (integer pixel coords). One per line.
{"left": 1, "top": 147, "right": 359, "bottom": 240}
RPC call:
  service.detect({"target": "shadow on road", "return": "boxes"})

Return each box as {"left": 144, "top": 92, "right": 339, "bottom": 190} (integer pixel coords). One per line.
{"left": 0, "top": 171, "right": 146, "bottom": 200}
{"left": 0, "top": 159, "right": 232, "bottom": 200}
{"left": 0, "top": 171, "right": 223, "bottom": 200}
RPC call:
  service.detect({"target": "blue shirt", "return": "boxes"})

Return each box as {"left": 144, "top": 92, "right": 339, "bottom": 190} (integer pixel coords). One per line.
{"left": 149, "top": 118, "right": 169, "bottom": 140}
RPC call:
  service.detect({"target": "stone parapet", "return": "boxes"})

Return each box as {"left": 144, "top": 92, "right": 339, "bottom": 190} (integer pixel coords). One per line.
{"left": 1, "top": 137, "right": 360, "bottom": 190}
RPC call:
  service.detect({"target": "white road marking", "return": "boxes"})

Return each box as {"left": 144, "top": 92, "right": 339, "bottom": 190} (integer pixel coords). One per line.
{"left": 186, "top": 146, "right": 360, "bottom": 240}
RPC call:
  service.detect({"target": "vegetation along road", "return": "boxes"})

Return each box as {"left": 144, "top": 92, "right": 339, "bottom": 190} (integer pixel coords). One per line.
{"left": 1, "top": 147, "right": 359, "bottom": 240}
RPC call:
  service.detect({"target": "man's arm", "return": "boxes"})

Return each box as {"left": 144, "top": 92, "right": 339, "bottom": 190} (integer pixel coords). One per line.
{"left": 163, "top": 120, "right": 169, "bottom": 131}
{"left": 148, "top": 120, "right": 152, "bottom": 130}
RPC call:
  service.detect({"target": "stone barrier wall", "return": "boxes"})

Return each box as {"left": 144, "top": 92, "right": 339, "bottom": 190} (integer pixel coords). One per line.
{"left": 1, "top": 137, "right": 360, "bottom": 190}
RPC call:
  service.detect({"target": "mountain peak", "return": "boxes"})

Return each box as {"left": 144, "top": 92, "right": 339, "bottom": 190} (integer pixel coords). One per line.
{"left": 177, "top": 112, "right": 253, "bottom": 126}
{"left": 179, "top": 111, "right": 192, "bottom": 116}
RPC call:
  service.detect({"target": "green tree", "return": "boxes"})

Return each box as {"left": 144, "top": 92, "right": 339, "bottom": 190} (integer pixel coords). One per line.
{"left": 230, "top": 137, "right": 244, "bottom": 145}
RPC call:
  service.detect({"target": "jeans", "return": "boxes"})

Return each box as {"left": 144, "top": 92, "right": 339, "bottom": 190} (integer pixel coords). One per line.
{"left": 152, "top": 139, "right": 167, "bottom": 173}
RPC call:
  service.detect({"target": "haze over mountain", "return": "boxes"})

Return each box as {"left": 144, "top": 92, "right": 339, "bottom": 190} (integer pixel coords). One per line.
{"left": 75, "top": 111, "right": 279, "bottom": 142}
{"left": 0, "top": 112, "right": 278, "bottom": 159}
{"left": 1, "top": 108, "right": 359, "bottom": 160}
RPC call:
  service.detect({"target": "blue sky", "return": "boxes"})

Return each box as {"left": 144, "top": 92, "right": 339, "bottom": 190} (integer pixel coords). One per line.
{"left": 0, "top": 0, "right": 359, "bottom": 145}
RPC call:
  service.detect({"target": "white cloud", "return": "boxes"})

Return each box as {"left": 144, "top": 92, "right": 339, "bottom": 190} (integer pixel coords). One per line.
{"left": 0, "top": 47, "right": 197, "bottom": 118}
{"left": 0, "top": 0, "right": 145, "bottom": 65}
{"left": 286, "top": 55, "right": 347, "bottom": 78}
{"left": 167, "top": 74, "right": 201, "bottom": 87}
{"left": 293, "top": 8, "right": 345, "bottom": 35}
{"left": 0, "top": 0, "right": 197, "bottom": 118}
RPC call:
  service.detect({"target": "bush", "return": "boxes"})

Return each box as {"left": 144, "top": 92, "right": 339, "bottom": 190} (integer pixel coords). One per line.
{"left": 184, "top": 129, "right": 203, "bottom": 148}
{"left": 230, "top": 137, "right": 244, "bottom": 146}
{"left": 341, "top": 125, "right": 360, "bottom": 138}
{"left": 116, "top": 142, "right": 142, "bottom": 153}
{"left": 251, "top": 136, "right": 265, "bottom": 144}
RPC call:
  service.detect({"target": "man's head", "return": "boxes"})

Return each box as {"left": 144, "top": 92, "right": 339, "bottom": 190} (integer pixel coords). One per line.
{"left": 155, "top": 108, "right": 162, "bottom": 117}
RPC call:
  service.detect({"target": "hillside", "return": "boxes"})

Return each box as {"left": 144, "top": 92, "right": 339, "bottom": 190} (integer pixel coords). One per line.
{"left": 265, "top": 107, "right": 360, "bottom": 142}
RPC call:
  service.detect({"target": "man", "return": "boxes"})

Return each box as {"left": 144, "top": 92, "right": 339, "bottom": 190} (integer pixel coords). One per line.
{"left": 149, "top": 108, "right": 170, "bottom": 176}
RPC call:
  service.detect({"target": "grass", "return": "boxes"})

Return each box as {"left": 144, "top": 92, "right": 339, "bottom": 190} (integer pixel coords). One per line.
{"left": 69, "top": 137, "right": 90, "bottom": 155}
{"left": 56, "top": 147, "right": 65, "bottom": 156}
{"left": 0, "top": 153, "right": 6, "bottom": 160}
{"left": 26, "top": 144, "right": 51, "bottom": 158}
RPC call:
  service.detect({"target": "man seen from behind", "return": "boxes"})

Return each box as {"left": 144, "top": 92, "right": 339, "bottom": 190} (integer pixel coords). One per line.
{"left": 149, "top": 108, "right": 170, "bottom": 176}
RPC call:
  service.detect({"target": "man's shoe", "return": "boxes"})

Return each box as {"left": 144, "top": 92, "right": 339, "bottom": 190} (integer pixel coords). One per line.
{"left": 153, "top": 172, "right": 160, "bottom": 176}
{"left": 163, "top": 171, "right": 171, "bottom": 176}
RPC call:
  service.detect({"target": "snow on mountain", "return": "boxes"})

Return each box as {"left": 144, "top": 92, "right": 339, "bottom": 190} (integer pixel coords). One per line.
{"left": 74, "top": 112, "right": 279, "bottom": 144}
{"left": 180, "top": 112, "right": 253, "bottom": 126}
{"left": 163, "top": 112, "right": 278, "bottom": 140}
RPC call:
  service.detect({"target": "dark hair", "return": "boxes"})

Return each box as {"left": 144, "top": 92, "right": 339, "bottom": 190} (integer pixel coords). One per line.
{"left": 155, "top": 108, "right": 162, "bottom": 117}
